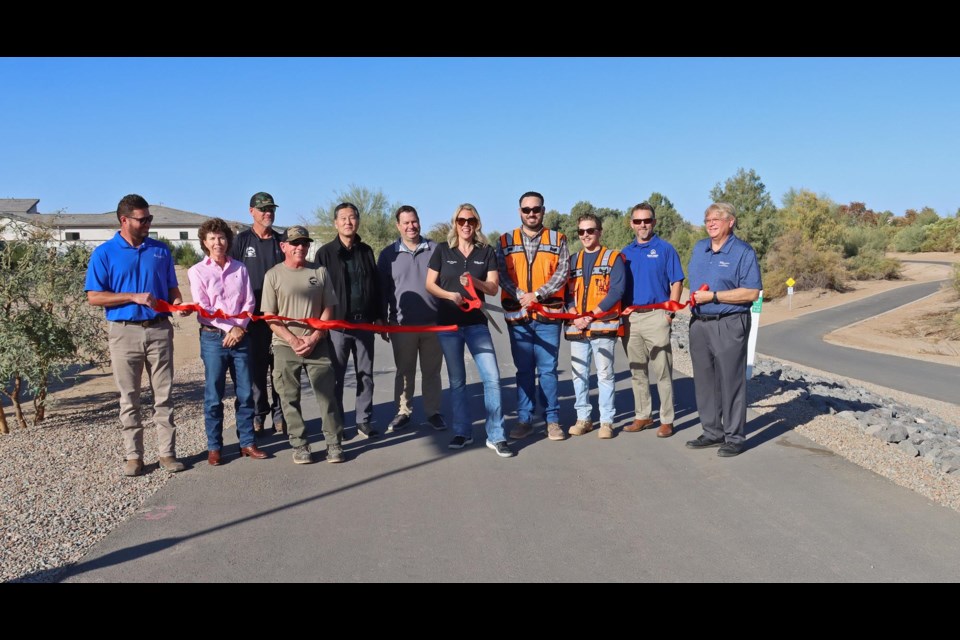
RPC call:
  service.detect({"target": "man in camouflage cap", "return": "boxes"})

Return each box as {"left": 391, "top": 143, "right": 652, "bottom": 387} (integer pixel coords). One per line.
{"left": 229, "top": 192, "right": 286, "bottom": 437}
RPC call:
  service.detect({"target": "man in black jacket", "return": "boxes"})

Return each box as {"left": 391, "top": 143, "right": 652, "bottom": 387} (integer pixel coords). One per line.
{"left": 315, "top": 202, "right": 385, "bottom": 439}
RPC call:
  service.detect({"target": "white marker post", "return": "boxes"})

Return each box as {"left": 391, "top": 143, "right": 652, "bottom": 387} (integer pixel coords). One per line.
{"left": 786, "top": 277, "right": 796, "bottom": 311}
{"left": 746, "top": 290, "right": 763, "bottom": 380}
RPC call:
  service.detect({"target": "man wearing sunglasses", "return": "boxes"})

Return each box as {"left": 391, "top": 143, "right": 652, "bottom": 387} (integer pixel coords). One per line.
{"left": 230, "top": 192, "right": 286, "bottom": 437}
{"left": 497, "top": 191, "right": 570, "bottom": 442}
{"left": 564, "top": 214, "right": 627, "bottom": 440}
{"left": 262, "top": 226, "right": 344, "bottom": 464}
{"left": 620, "top": 202, "right": 684, "bottom": 439}
{"left": 86, "top": 194, "right": 190, "bottom": 477}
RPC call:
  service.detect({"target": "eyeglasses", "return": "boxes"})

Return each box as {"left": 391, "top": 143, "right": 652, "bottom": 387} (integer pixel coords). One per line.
{"left": 456, "top": 217, "right": 478, "bottom": 227}
{"left": 577, "top": 227, "right": 598, "bottom": 236}
{"left": 126, "top": 215, "right": 154, "bottom": 224}
{"left": 257, "top": 207, "right": 276, "bottom": 213}
{"left": 704, "top": 217, "right": 725, "bottom": 225}
{"left": 520, "top": 206, "right": 544, "bottom": 214}
{"left": 288, "top": 239, "right": 311, "bottom": 247}
{"left": 631, "top": 218, "right": 653, "bottom": 225}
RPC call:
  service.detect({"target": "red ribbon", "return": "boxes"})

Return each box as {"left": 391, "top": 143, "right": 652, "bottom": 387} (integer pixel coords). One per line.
{"left": 526, "top": 284, "right": 710, "bottom": 321}
{"left": 153, "top": 300, "right": 459, "bottom": 333}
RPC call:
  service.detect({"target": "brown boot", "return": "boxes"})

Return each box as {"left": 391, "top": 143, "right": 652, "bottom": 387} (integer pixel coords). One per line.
{"left": 123, "top": 458, "right": 143, "bottom": 477}
{"left": 623, "top": 418, "right": 654, "bottom": 433}
{"left": 158, "top": 456, "right": 185, "bottom": 473}
{"left": 569, "top": 420, "right": 594, "bottom": 436}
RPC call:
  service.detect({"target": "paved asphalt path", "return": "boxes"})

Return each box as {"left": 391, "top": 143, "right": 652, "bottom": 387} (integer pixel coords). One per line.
{"left": 60, "top": 307, "right": 960, "bottom": 582}
{"left": 757, "top": 277, "right": 959, "bottom": 403}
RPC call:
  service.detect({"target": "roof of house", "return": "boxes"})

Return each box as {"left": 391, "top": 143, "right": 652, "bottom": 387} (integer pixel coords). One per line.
{"left": 0, "top": 199, "right": 40, "bottom": 213}
{"left": 1, "top": 204, "right": 253, "bottom": 229}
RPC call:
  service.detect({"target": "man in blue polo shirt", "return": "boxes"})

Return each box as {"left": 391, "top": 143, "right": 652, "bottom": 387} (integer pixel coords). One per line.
{"left": 620, "top": 202, "right": 684, "bottom": 438}
{"left": 685, "top": 202, "right": 762, "bottom": 458}
{"left": 85, "top": 194, "right": 191, "bottom": 477}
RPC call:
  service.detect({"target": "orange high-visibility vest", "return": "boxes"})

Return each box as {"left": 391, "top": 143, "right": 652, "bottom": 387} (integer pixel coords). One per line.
{"left": 564, "top": 247, "right": 623, "bottom": 339}
{"left": 500, "top": 228, "right": 565, "bottom": 324}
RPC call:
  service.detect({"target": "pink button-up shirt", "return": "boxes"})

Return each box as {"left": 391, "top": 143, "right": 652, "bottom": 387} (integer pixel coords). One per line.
{"left": 187, "top": 255, "right": 255, "bottom": 332}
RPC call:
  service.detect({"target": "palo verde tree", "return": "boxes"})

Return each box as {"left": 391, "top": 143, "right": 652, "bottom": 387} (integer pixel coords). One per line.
{"left": 0, "top": 222, "right": 108, "bottom": 433}
{"left": 311, "top": 184, "right": 398, "bottom": 257}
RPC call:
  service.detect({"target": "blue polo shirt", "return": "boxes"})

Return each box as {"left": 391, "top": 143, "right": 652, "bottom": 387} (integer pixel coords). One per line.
{"left": 620, "top": 235, "right": 684, "bottom": 307}
{"left": 85, "top": 232, "right": 178, "bottom": 322}
{"left": 687, "top": 233, "right": 762, "bottom": 315}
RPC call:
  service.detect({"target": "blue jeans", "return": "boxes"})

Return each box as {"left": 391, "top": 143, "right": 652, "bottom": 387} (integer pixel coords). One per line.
{"left": 570, "top": 337, "right": 617, "bottom": 424}
{"left": 200, "top": 330, "right": 255, "bottom": 450}
{"left": 508, "top": 320, "right": 561, "bottom": 424}
{"left": 437, "top": 324, "right": 505, "bottom": 443}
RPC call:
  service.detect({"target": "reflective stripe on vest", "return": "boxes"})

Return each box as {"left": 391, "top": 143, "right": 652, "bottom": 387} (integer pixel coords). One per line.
{"left": 500, "top": 228, "right": 564, "bottom": 323}
{"left": 565, "top": 247, "right": 622, "bottom": 339}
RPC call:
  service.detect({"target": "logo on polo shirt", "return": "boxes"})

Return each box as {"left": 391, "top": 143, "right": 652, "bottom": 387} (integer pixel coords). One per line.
{"left": 472, "top": 260, "right": 485, "bottom": 265}
{"left": 446, "top": 260, "right": 458, "bottom": 265}
{"left": 309, "top": 276, "right": 319, "bottom": 286}
{"left": 245, "top": 247, "right": 257, "bottom": 258}
{"left": 719, "top": 260, "right": 730, "bottom": 268}
{"left": 647, "top": 249, "right": 658, "bottom": 258}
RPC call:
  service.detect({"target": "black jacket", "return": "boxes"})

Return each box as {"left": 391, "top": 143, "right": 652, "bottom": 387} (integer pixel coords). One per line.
{"left": 314, "top": 234, "right": 384, "bottom": 322}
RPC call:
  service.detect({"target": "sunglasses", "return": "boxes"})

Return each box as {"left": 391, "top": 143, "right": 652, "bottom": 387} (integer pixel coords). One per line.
{"left": 126, "top": 215, "right": 154, "bottom": 224}
{"left": 456, "top": 217, "right": 478, "bottom": 227}
{"left": 577, "top": 227, "right": 598, "bottom": 236}
{"left": 520, "top": 206, "right": 544, "bottom": 214}
{"left": 631, "top": 217, "right": 654, "bottom": 225}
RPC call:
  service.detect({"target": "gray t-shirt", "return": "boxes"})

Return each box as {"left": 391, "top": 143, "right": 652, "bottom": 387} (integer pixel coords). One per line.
{"left": 261, "top": 261, "right": 337, "bottom": 347}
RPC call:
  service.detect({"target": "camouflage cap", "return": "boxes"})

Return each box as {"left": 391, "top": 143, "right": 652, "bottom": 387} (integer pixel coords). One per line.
{"left": 250, "top": 192, "right": 279, "bottom": 209}
{"left": 281, "top": 225, "right": 312, "bottom": 243}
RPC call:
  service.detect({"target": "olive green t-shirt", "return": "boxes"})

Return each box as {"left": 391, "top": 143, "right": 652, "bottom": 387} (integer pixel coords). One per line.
{"left": 261, "top": 261, "right": 337, "bottom": 348}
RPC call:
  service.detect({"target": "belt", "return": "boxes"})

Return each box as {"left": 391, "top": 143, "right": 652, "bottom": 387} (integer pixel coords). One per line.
{"left": 200, "top": 325, "right": 226, "bottom": 335}
{"left": 346, "top": 312, "right": 367, "bottom": 322}
{"left": 115, "top": 317, "right": 166, "bottom": 327}
{"left": 692, "top": 312, "right": 747, "bottom": 321}
{"left": 633, "top": 308, "right": 654, "bottom": 313}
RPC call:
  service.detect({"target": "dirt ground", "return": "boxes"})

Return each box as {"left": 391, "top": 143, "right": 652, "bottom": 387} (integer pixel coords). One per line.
{"left": 3, "top": 253, "right": 958, "bottom": 426}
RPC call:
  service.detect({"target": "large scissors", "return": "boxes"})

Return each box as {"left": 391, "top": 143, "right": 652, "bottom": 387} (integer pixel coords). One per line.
{"left": 459, "top": 274, "right": 502, "bottom": 334}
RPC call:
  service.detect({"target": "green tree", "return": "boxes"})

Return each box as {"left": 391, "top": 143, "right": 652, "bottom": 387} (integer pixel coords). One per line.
{"left": 781, "top": 189, "right": 844, "bottom": 250}
{"left": 644, "top": 193, "right": 686, "bottom": 241}
{"left": 426, "top": 222, "right": 451, "bottom": 245}
{"left": 311, "top": 184, "right": 396, "bottom": 257}
{"left": 0, "top": 224, "right": 108, "bottom": 432}
{"left": 709, "top": 168, "right": 781, "bottom": 261}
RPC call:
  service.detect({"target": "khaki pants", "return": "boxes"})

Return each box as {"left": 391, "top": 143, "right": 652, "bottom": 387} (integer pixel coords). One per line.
{"left": 390, "top": 331, "right": 443, "bottom": 418}
{"left": 272, "top": 341, "right": 343, "bottom": 449}
{"left": 620, "top": 310, "right": 675, "bottom": 425}
{"left": 108, "top": 318, "right": 177, "bottom": 460}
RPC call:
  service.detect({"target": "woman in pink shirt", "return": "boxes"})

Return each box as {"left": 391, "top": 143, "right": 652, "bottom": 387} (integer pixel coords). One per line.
{"left": 188, "top": 218, "right": 269, "bottom": 465}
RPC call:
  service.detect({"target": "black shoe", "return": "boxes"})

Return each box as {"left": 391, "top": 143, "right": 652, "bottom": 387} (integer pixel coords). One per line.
{"left": 717, "top": 442, "right": 744, "bottom": 457}
{"left": 357, "top": 422, "right": 380, "bottom": 439}
{"left": 448, "top": 435, "right": 474, "bottom": 450}
{"left": 426, "top": 414, "right": 447, "bottom": 431}
{"left": 685, "top": 435, "right": 725, "bottom": 449}
{"left": 386, "top": 414, "right": 411, "bottom": 433}
{"left": 486, "top": 440, "right": 515, "bottom": 458}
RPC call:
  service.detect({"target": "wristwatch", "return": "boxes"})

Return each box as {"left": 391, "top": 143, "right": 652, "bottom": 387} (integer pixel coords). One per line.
{"left": 712, "top": 291, "right": 719, "bottom": 304}
{"left": 666, "top": 311, "right": 676, "bottom": 319}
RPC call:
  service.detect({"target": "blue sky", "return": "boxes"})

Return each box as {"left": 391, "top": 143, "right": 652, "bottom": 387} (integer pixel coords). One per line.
{"left": 2, "top": 57, "right": 958, "bottom": 234}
